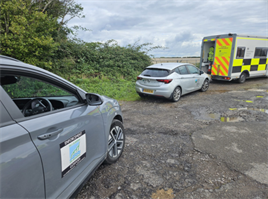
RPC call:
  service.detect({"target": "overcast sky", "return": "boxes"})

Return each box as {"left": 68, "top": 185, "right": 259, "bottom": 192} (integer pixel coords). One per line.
{"left": 69, "top": 0, "right": 268, "bottom": 57}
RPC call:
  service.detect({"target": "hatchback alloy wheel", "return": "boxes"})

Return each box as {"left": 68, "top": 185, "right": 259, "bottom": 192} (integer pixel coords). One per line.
{"left": 170, "top": 87, "right": 181, "bottom": 102}
{"left": 105, "top": 120, "right": 125, "bottom": 164}
{"left": 201, "top": 79, "right": 209, "bottom": 92}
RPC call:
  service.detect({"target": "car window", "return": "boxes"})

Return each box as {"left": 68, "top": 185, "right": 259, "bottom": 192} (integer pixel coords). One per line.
{"left": 0, "top": 101, "right": 14, "bottom": 126}
{"left": 187, "top": 65, "right": 199, "bottom": 74}
{"left": 141, "top": 68, "right": 169, "bottom": 77}
{"left": 174, "top": 68, "right": 180, "bottom": 74}
{"left": 178, "top": 66, "right": 189, "bottom": 74}
{"left": 1, "top": 75, "right": 80, "bottom": 117}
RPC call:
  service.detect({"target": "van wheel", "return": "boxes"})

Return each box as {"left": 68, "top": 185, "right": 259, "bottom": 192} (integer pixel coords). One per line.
{"left": 238, "top": 72, "right": 247, "bottom": 83}
{"left": 170, "top": 87, "right": 181, "bottom": 102}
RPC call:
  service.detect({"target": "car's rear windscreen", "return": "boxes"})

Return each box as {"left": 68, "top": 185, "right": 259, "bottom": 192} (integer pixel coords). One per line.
{"left": 141, "top": 68, "right": 170, "bottom": 77}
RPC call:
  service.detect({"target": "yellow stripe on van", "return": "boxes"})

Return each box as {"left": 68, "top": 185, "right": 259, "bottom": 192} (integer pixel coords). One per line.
{"left": 242, "top": 65, "right": 251, "bottom": 71}
{"left": 237, "top": 37, "right": 268, "bottom": 41}
{"left": 251, "top": 58, "right": 259, "bottom": 65}
{"left": 233, "top": 59, "right": 243, "bottom": 66}
{"left": 258, "top": 64, "right": 266, "bottom": 71}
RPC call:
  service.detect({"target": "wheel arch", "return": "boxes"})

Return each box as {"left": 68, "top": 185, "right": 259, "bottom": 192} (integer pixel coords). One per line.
{"left": 114, "top": 114, "right": 123, "bottom": 123}
{"left": 241, "top": 70, "right": 250, "bottom": 77}
{"left": 175, "top": 85, "right": 183, "bottom": 95}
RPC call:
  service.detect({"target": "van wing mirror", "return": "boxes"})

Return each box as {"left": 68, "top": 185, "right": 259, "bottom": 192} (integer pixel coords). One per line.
{"left": 85, "top": 93, "right": 103, "bottom": 106}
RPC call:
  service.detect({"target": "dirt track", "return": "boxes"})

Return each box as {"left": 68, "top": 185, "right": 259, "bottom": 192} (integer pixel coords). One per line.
{"left": 77, "top": 77, "right": 268, "bottom": 199}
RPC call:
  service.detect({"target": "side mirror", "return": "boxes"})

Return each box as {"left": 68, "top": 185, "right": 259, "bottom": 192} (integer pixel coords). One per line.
{"left": 199, "top": 70, "right": 204, "bottom": 75}
{"left": 85, "top": 93, "right": 103, "bottom": 106}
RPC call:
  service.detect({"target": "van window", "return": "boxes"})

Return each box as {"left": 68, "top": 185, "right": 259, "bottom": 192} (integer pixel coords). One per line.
{"left": 254, "top": 47, "right": 268, "bottom": 58}
{"left": 236, "top": 47, "right": 245, "bottom": 59}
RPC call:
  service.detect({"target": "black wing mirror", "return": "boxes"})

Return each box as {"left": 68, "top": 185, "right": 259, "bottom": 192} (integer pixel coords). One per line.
{"left": 85, "top": 93, "right": 103, "bottom": 106}
{"left": 199, "top": 70, "right": 204, "bottom": 75}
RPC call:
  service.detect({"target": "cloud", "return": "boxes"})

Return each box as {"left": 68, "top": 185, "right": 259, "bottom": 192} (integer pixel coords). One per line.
{"left": 69, "top": 0, "right": 268, "bottom": 57}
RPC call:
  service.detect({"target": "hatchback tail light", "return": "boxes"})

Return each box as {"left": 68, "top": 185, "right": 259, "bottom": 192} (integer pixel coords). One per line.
{"left": 157, "top": 79, "right": 173, "bottom": 84}
{"left": 137, "top": 77, "right": 142, "bottom": 80}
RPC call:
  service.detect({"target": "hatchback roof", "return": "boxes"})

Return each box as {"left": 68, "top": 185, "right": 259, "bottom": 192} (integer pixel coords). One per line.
{"left": 147, "top": 63, "right": 189, "bottom": 70}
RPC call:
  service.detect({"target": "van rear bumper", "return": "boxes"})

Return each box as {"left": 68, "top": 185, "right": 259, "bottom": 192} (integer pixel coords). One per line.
{"left": 211, "top": 75, "right": 232, "bottom": 81}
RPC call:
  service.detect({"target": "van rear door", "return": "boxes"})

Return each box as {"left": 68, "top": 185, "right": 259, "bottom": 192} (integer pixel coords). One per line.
{"left": 211, "top": 38, "right": 233, "bottom": 77}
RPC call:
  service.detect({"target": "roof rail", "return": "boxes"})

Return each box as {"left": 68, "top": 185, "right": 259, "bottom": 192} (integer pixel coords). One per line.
{"left": 0, "top": 55, "right": 22, "bottom": 62}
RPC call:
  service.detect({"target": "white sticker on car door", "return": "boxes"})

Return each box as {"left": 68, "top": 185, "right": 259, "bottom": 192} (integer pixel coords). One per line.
{"left": 60, "top": 130, "right": 86, "bottom": 178}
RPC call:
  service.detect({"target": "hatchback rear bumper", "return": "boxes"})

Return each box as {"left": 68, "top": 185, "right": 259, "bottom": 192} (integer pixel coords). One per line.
{"left": 135, "top": 84, "right": 172, "bottom": 98}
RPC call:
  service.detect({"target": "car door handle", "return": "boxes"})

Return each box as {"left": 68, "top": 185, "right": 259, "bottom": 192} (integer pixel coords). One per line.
{"left": 38, "top": 129, "right": 63, "bottom": 140}
{"left": 181, "top": 76, "right": 193, "bottom": 79}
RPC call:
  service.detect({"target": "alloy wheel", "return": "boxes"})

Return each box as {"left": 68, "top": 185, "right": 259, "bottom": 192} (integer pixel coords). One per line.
{"left": 202, "top": 80, "right": 209, "bottom": 91}
{"left": 173, "top": 87, "right": 181, "bottom": 101}
{"left": 108, "top": 125, "right": 124, "bottom": 158}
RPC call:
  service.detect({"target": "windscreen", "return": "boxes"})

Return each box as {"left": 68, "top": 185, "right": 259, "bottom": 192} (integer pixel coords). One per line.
{"left": 141, "top": 68, "right": 170, "bottom": 77}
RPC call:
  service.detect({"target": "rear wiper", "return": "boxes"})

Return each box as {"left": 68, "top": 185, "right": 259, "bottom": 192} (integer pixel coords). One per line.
{"left": 144, "top": 75, "right": 151, "bottom": 77}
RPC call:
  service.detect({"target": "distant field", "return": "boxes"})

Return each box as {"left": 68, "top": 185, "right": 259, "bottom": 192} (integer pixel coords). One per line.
{"left": 152, "top": 57, "right": 200, "bottom": 65}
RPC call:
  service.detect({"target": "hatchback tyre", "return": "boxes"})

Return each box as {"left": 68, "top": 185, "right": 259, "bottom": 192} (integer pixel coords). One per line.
{"left": 104, "top": 120, "right": 125, "bottom": 164}
{"left": 170, "top": 86, "right": 181, "bottom": 102}
{"left": 200, "top": 79, "right": 209, "bottom": 92}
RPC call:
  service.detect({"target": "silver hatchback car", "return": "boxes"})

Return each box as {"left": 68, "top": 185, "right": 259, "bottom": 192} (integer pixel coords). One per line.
{"left": 136, "top": 63, "right": 210, "bottom": 101}
{"left": 0, "top": 55, "right": 125, "bottom": 198}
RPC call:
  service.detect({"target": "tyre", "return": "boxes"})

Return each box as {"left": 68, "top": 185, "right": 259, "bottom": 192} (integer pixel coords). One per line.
{"left": 238, "top": 72, "right": 247, "bottom": 83}
{"left": 104, "top": 119, "right": 125, "bottom": 164}
{"left": 200, "top": 79, "right": 209, "bottom": 92}
{"left": 170, "top": 86, "right": 181, "bottom": 102}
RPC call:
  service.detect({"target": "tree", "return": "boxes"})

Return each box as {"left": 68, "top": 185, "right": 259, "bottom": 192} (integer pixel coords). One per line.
{"left": 0, "top": 0, "right": 59, "bottom": 69}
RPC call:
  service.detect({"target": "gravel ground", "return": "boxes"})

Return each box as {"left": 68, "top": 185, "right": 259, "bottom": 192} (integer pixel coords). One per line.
{"left": 77, "top": 77, "right": 268, "bottom": 199}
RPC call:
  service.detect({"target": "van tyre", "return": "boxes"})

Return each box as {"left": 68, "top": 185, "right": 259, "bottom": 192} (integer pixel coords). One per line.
{"left": 200, "top": 79, "right": 209, "bottom": 92}
{"left": 238, "top": 72, "right": 247, "bottom": 83}
{"left": 170, "top": 87, "right": 181, "bottom": 102}
{"left": 104, "top": 120, "right": 125, "bottom": 164}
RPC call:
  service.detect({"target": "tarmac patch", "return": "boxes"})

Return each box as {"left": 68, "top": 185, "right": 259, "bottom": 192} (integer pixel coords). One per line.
{"left": 245, "top": 163, "right": 268, "bottom": 184}
{"left": 225, "top": 143, "right": 243, "bottom": 153}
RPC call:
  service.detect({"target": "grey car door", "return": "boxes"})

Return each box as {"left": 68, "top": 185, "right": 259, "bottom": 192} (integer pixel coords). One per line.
{"left": 186, "top": 65, "right": 203, "bottom": 90}
{"left": 2, "top": 74, "right": 106, "bottom": 198}
{"left": 0, "top": 87, "right": 45, "bottom": 198}
{"left": 176, "top": 65, "right": 195, "bottom": 94}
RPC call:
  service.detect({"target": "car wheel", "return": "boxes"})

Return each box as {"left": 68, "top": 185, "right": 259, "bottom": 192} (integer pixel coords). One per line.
{"left": 238, "top": 72, "right": 247, "bottom": 83}
{"left": 200, "top": 79, "right": 209, "bottom": 92}
{"left": 170, "top": 86, "right": 181, "bottom": 102}
{"left": 104, "top": 119, "right": 125, "bottom": 164}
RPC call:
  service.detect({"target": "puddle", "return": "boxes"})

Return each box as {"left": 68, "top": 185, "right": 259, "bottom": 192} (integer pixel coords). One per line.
{"left": 229, "top": 107, "right": 268, "bottom": 114}
{"left": 234, "top": 99, "right": 253, "bottom": 103}
{"left": 220, "top": 116, "right": 244, "bottom": 122}
{"left": 192, "top": 111, "right": 245, "bottom": 123}
{"left": 192, "top": 110, "right": 221, "bottom": 121}
{"left": 247, "top": 89, "right": 268, "bottom": 92}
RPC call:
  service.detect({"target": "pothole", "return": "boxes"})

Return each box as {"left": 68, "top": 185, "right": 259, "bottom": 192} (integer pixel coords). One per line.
{"left": 220, "top": 116, "right": 244, "bottom": 122}
{"left": 229, "top": 107, "right": 268, "bottom": 114}
{"left": 234, "top": 99, "right": 254, "bottom": 103}
{"left": 247, "top": 89, "right": 268, "bottom": 92}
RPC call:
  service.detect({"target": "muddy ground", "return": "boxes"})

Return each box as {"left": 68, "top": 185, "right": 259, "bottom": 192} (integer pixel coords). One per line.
{"left": 77, "top": 77, "right": 268, "bottom": 199}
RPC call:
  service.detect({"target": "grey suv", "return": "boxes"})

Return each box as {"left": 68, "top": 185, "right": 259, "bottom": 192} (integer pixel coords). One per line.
{"left": 0, "top": 55, "right": 125, "bottom": 198}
